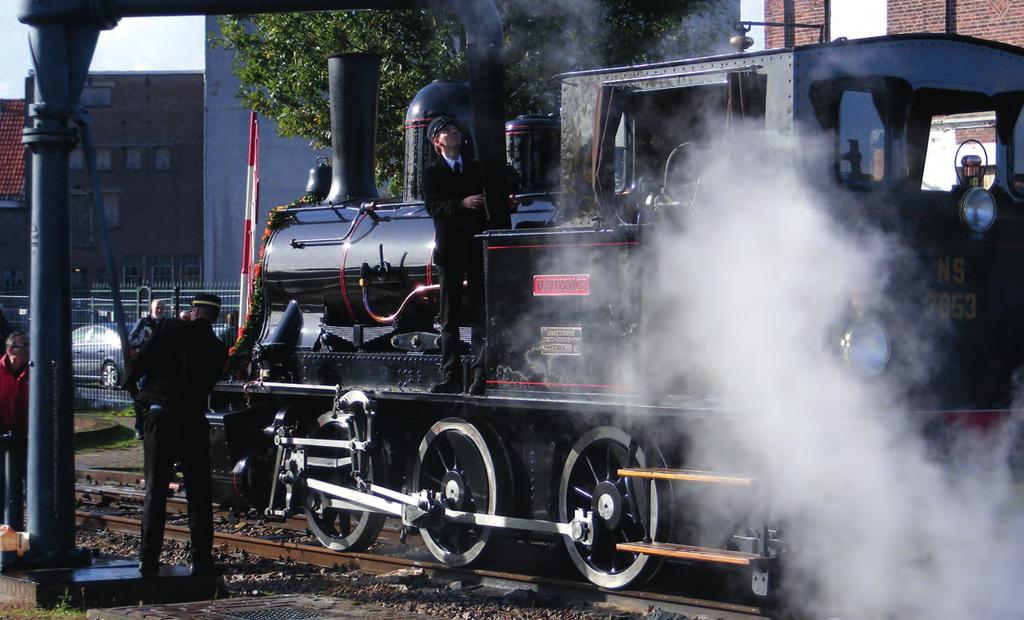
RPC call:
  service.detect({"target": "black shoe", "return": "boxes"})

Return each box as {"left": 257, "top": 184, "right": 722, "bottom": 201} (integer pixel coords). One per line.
{"left": 430, "top": 378, "right": 463, "bottom": 394}
{"left": 189, "top": 561, "right": 221, "bottom": 577}
{"left": 468, "top": 376, "right": 486, "bottom": 396}
{"left": 139, "top": 561, "right": 159, "bottom": 576}
{"left": 135, "top": 430, "right": 144, "bottom": 440}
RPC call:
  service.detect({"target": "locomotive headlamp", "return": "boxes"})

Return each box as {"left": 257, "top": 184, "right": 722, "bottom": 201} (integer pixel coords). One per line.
{"left": 840, "top": 321, "right": 890, "bottom": 376}
{"left": 959, "top": 187, "right": 996, "bottom": 233}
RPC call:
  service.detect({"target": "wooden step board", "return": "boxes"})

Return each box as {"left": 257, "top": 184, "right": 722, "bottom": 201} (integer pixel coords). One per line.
{"left": 617, "top": 542, "right": 766, "bottom": 566}
{"left": 617, "top": 468, "right": 755, "bottom": 486}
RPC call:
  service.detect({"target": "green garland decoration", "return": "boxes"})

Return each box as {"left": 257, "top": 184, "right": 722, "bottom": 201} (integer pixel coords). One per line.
{"left": 227, "top": 194, "right": 316, "bottom": 378}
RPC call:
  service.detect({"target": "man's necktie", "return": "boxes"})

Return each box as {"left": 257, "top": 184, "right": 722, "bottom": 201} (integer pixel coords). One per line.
{"left": 454, "top": 161, "right": 462, "bottom": 175}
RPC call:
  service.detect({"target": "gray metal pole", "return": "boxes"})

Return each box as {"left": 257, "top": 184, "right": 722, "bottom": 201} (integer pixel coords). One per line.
{"left": 20, "top": 23, "right": 98, "bottom": 567}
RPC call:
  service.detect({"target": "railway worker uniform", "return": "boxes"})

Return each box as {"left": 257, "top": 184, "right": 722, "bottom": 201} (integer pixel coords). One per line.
{"left": 422, "top": 116, "right": 488, "bottom": 395}
{"left": 122, "top": 293, "right": 228, "bottom": 576}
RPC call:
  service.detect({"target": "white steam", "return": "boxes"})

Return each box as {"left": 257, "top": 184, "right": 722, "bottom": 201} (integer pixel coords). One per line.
{"left": 642, "top": 124, "right": 1024, "bottom": 617}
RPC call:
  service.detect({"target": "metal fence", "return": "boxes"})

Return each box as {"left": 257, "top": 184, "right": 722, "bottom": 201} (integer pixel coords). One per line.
{"left": 0, "top": 283, "right": 242, "bottom": 410}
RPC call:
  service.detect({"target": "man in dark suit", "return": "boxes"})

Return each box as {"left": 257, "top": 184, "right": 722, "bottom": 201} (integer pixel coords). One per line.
{"left": 123, "top": 293, "right": 228, "bottom": 577}
{"left": 422, "top": 116, "right": 487, "bottom": 395}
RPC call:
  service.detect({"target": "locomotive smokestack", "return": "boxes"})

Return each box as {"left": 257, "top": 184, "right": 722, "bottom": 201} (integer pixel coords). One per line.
{"left": 327, "top": 53, "right": 380, "bottom": 205}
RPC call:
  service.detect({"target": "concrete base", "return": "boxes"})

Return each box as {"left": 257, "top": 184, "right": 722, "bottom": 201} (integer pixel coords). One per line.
{"left": 0, "top": 558, "right": 224, "bottom": 608}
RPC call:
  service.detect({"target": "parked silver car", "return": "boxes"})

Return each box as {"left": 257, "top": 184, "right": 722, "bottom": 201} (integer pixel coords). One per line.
{"left": 71, "top": 324, "right": 125, "bottom": 388}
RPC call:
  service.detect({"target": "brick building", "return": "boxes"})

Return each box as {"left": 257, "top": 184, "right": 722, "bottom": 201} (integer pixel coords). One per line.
{"left": 0, "top": 99, "right": 29, "bottom": 292}
{"left": 64, "top": 72, "right": 205, "bottom": 289}
{"left": 765, "top": 0, "right": 1024, "bottom": 48}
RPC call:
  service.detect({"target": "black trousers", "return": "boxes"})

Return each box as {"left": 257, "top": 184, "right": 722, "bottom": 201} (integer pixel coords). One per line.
{"left": 140, "top": 405, "right": 213, "bottom": 566}
{"left": 133, "top": 375, "right": 148, "bottom": 433}
{"left": 437, "top": 253, "right": 485, "bottom": 383}
{"left": 0, "top": 437, "right": 25, "bottom": 530}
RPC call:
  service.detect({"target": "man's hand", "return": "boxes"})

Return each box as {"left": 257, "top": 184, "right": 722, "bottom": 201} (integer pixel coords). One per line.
{"left": 461, "top": 194, "right": 485, "bottom": 210}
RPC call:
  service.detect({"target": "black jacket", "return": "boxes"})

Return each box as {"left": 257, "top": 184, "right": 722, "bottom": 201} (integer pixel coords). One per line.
{"left": 422, "top": 156, "right": 488, "bottom": 266}
{"left": 128, "top": 315, "right": 162, "bottom": 350}
{"left": 123, "top": 318, "right": 227, "bottom": 411}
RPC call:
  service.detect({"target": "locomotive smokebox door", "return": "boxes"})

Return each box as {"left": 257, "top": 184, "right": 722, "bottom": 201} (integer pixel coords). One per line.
{"left": 483, "top": 228, "right": 641, "bottom": 396}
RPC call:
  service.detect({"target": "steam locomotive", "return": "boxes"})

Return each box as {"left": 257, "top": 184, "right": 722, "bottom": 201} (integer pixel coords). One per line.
{"left": 209, "top": 34, "right": 1024, "bottom": 595}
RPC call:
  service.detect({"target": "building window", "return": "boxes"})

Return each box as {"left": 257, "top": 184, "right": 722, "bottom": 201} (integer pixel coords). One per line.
{"left": 2, "top": 270, "right": 24, "bottom": 291}
{"left": 149, "top": 255, "right": 174, "bottom": 284}
{"left": 71, "top": 268, "right": 89, "bottom": 289}
{"left": 123, "top": 255, "right": 143, "bottom": 286}
{"left": 80, "top": 87, "right": 112, "bottom": 108}
{"left": 102, "top": 192, "right": 120, "bottom": 228}
{"left": 95, "top": 147, "right": 112, "bottom": 172}
{"left": 154, "top": 146, "right": 172, "bottom": 171}
{"left": 125, "top": 147, "right": 142, "bottom": 171}
{"left": 70, "top": 149, "right": 84, "bottom": 171}
{"left": 178, "top": 256, "right": 202, "bottom": 284}
{"left": 70, "top": 192, "right": 93, "bottom": 248}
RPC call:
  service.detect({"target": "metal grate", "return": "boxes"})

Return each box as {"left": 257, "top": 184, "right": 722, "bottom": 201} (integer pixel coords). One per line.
{"left": 226, "top": 607, "right": 323, "bottom": 620}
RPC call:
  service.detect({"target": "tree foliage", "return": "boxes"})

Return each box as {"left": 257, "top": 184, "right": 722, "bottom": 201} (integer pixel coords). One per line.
{"left": 217, "top": 1, "right": 732, "bottom": 191}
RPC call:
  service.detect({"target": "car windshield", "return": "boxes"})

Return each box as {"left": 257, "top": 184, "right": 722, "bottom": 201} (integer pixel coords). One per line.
{"left": 97, "top": 328, "right": 119, "bottom": 346}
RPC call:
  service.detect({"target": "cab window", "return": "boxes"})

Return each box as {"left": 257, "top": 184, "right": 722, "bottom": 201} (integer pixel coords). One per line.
{"left": 613, "top": 113, "right": 633, "bottom": 192}
{"left": 921, "top": 112, "right": 996, "bottom": 192}
{"left": 838, "top": 91, "right": 886, "bottom": 185}
{"left": 1013, "top": 106, "right": 1024, "bottom": 195}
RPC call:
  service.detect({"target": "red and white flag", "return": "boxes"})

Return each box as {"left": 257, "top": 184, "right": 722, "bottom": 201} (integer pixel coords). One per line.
{"left": 239, "top": 111, "right": 260, "bottom": 320}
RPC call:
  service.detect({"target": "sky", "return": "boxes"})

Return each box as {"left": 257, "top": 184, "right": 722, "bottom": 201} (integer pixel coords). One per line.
{"left": 0, "top": 0, "right": 885, "bottom": 100}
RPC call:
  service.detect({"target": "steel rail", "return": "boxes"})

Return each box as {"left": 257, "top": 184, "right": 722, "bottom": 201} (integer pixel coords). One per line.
{"left": 73, "top": 477, "right": 409, "bottom": 541}
{"left": 75, "top": 509, "right": 768, "bottom": 619}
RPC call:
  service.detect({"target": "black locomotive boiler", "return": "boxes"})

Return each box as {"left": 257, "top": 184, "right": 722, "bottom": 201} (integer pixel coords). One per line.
{"left": 209, "top": 35, "right": 1024, "bottom": 596}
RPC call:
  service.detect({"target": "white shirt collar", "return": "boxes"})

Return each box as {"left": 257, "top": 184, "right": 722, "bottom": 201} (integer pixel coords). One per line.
{"left": 442, "top": 153, "right": 463, "bottom": 171}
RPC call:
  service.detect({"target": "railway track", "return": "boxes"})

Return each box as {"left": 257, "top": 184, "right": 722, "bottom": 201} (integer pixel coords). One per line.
{"left": 75, "top": 469, "right": 772, "bottom": 619}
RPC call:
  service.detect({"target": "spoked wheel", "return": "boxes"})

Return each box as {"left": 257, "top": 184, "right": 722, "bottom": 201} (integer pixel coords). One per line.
{"left": 559, "top": 426, "right": 668, "bottom": 589}
{"left": 303, "top": 412, "right": 386, "bottom": 552}
{"left": 412, "top": 417, "right": 510, "bottom": 567}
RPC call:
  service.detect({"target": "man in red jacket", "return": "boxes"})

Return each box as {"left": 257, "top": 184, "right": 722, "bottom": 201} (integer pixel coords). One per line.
{"left": 0, "top": 331, "right": 28, "bottom": 435}
{"left": 0, "top": 331, "right": 28, "bottom": 528}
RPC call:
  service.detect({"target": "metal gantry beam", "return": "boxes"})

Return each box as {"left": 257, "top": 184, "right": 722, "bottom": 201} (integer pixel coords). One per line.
{"left": 16, "top": 0, "right": 507, "bottom": 568}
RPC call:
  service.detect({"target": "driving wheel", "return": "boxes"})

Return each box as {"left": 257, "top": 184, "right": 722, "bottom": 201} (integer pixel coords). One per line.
{"left": 411, "top": 417, "right": 510, "bottom": 566}
{"left": 559, "top": 426, "right": 668, "bottom": 589}
{"left": 303, "top": 412, "right": 386, "bottom": 552}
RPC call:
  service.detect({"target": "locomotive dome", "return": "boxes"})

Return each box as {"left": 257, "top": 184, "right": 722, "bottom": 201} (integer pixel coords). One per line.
{"left": 403, "top": 80, "right": 472, "bottom": 202}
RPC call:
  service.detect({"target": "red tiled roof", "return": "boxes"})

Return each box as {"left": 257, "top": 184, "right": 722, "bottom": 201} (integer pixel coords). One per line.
{"left": 0, "top": 100, "right": 26, "bottom": 201}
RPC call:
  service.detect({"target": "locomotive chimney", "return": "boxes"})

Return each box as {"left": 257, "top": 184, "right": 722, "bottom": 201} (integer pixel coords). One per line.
{"left": 327, "top": 53, "right": 380, "bottom": 205}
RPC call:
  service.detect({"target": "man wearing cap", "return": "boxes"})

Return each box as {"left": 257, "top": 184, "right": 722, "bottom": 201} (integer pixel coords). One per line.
{"left": 127, "top": 298, "right": 167, "bottom": 439}
{"left": 122, "top": 293, "right": 228, "bottom": 576}
{"left": 422, "top": 116, "right": 488, "bottom": 395}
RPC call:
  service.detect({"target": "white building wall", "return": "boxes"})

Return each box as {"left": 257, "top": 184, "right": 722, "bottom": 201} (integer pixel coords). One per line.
{"left": 203, "top": 16, "right": 326, "bottom": 285}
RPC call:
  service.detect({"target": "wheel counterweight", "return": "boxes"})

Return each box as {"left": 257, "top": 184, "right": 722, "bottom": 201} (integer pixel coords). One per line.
{"left": 559, "top": 426, "right": 667, "bottom": 589}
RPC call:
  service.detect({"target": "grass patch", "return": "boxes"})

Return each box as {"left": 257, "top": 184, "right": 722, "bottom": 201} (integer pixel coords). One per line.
{"left": 0, "top": 606, "right": 85, "bottom": 619}
{"left": 110, "top": 407, "right": 134, "bottom": 418}
{"left": 74, "top": 424, "right": 138, "bottom": 452}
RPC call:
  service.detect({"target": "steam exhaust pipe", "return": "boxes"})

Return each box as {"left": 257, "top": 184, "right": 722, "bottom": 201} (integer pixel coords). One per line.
{"left": 327, "top": 53, "right": 380, "bottom": 205}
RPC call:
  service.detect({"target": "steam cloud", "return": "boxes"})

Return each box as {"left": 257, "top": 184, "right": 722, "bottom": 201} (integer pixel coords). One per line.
{"left": 640, "top": 123, "right": 1024, "bottom": 617}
